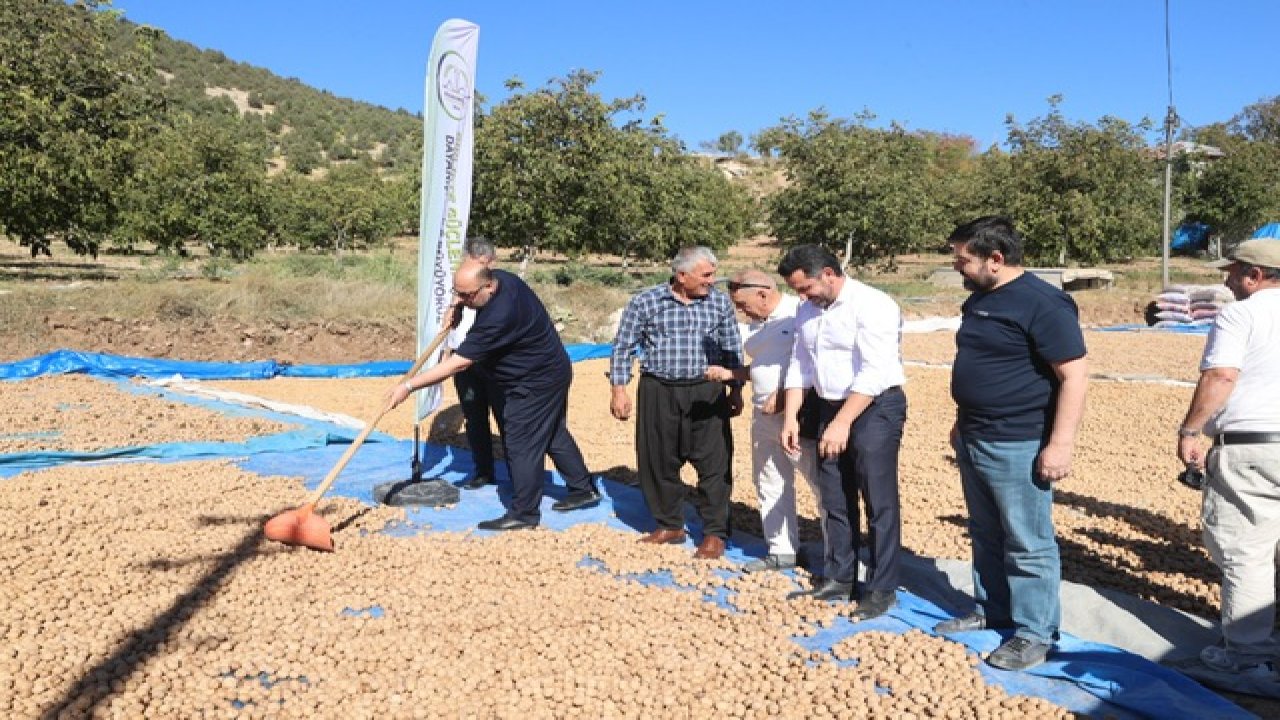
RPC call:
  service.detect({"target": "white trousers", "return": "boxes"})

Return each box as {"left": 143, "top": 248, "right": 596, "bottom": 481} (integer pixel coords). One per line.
{"left": 1203, "top": 441, "right": 1280, "bottom": 661}
{"left": 750, "top": 411, "right": 815, "bottom": 557}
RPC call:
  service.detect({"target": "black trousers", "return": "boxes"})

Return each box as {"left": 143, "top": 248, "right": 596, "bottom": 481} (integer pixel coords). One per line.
{"left": 500, "top": 375, "right": 594, "bottom": 524}
{"left": 636, "top": 375, "right": 732, "bottom": 537}
{"left": 810, "top": 386, "right": 906, "bottom": 589}
{"left": 453, "top": 365, "right": 503, "bottom": 478}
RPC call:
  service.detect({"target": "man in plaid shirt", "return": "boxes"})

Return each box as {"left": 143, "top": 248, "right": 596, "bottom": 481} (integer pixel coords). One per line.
{"left": 610, "top": 246, "right": 744, "bottom": 559}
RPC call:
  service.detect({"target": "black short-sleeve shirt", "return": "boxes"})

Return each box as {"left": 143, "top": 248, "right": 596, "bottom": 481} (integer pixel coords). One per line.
{"left": 951, "top": 272, "right": 1086, "bottom": 440}
{"left": 455, "top": 269, "right": 570, "bottom": 389}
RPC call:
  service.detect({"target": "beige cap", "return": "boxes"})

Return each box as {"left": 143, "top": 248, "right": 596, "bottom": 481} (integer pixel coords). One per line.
{"left": 1210, "top": 239, "right": 1280, "bottom": 270}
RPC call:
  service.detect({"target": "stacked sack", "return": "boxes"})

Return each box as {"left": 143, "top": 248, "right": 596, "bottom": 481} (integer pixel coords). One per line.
{"left": 1151, "top": 284, "right": 1234, "bottom": 328}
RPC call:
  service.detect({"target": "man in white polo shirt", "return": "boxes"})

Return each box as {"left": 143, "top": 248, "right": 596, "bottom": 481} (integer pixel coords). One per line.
{"left": 1178, "top": 238, "right": 1280, "bottom": 676}
{"left": 706, "top": 270, "right": 815, "bottom": 573}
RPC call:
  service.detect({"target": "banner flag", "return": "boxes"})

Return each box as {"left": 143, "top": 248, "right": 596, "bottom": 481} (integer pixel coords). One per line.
{"left": 415, "top": 19, "right": 479, "bottom": 422}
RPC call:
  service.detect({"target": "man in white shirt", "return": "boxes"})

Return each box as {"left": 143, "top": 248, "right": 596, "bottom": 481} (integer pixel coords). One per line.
{"left": 1178, "top": 239, "right": 1280, "bottom": 675}
{"left": 778, "top": 245, "right": 907, "bottom": 620}
{"left": 706, "top": 270, "right": 814, "bottom": 573}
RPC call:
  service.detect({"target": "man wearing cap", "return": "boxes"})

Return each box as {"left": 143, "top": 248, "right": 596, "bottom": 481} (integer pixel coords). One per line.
{"left": 1177, "top": 238, "right": 1280, "bottom": 675}
{"left": 706, "top": 269, "right": 814, "bottom": 573}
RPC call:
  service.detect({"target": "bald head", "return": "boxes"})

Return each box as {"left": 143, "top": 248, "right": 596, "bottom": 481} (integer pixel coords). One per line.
{"left": 453, "top": 263, "right": 496, "bottom": 308}
{"left": 727, "top": 268, "right": 781, "bottom": 321}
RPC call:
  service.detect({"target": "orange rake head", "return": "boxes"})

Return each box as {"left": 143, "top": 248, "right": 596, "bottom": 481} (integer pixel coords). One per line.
{"left": 263, "top": 504, "right": 334, "bottom": 552}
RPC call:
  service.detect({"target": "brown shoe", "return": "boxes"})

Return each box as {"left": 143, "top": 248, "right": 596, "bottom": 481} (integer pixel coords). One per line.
{"left": 693, "top": 535, "right": 725, "bottom": 560}
{"left": 639, "top": 528, "right": 686, "bottom": 545}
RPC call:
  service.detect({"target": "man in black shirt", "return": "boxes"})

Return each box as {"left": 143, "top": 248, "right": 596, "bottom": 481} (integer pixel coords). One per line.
{"left": 387, "top": 263, "right": 599, "bottom": 530}
{"left": 934, "top": 216, "right": 1088, "bottom": 671}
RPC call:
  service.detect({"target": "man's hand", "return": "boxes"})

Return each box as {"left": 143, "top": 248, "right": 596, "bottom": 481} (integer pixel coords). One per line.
{"left": 727, "top": 386, "right": 744, "bottom": 417}
{"left": 384, "top": 380, "right": 413, "bottom": 410}
{"left": 780, "top": 418, "right": 801, "bottom": 456}
{"left": 818, "top": 420, "right": 850, "bottom": 459}
{"left": 1178, "top": 435, "right": 1206, "bottom": 470}
{"left": 761, "top": 391, "right": 779, "bottom": 415}
{"left": 610, "top": 385, "right": 632, "bottom": 421}
{"left": 705, "top": 365, "right": 734, "bottom": 382}
{"left": 1036, "top": 441, "right": 1073, "bottom": 482}
{"left": 446, "top": 299, "right": 465, "bottom": 328}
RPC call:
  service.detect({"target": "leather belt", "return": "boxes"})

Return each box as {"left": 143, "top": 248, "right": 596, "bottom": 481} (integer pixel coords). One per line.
{"left": 1215, "top": 432, "right": 1280, "bottom": 446}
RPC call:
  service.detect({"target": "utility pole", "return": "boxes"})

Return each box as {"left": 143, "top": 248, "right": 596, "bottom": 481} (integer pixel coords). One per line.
{"left": 1160, "top": 106, "right": 1176, "bottom": 291}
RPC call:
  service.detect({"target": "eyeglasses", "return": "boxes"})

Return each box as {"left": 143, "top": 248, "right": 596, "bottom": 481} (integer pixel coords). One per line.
{"left": 453, "top": 282, "right": 490, "bottom": 301}
{"left": 726, "top": 281, "right": 769, "bottom": 292}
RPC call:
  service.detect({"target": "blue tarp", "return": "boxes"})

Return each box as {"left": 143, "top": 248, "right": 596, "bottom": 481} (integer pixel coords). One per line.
{"left": 1173, "top": 222, "right": 1212, "bottom": 253}
{"left": 1252, "top": 223, "right": 1280, "bottom": 240}
{"left": 0, "top": 345, "right": 616, "bottom": 381}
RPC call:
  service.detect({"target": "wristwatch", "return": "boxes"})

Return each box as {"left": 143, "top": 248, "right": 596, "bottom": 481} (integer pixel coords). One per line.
{"left": 1177, "top": 426, "right": 1202, "bottom": 438}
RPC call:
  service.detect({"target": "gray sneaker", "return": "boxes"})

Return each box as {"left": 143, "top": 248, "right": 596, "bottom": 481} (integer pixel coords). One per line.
{"left": 934, "top": 612, "right": 986, "bottom": 634}
{"left": 986, "top": 636, "right": 1051, "bottom": 671}
{"left": 742, "top": 553, "right": 797, "bottom": 573}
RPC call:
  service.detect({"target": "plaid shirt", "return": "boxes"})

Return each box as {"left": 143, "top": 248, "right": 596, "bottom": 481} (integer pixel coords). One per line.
{"left": 609, "top": 283, "right": 743, "bottom": 384}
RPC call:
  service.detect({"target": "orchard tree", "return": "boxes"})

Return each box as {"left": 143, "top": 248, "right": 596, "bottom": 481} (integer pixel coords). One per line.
{"left": 270, "top": 164, "right": 401, "bottom": 253}
{"left": 117, "top": 115, "right": 271, "bottom": 259}
{"left": 1182, "top": 132, "right": 1280, "bottom": 243}
{"left": 765, "top": 110, "right": 948, "bottom": 268}
{"left": 990, "top": 97, "right": 1162, "bottom": 264}
{"left": 472, "top": 70, "right": 755, "bottom": 270}
{"left": 0, "top": 0, "right": 163, "bottom": 256}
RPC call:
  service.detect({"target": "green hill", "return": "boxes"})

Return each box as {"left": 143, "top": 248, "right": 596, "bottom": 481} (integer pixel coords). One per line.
{"left": 135, "top": 22, "right": 423, "bottom": 176}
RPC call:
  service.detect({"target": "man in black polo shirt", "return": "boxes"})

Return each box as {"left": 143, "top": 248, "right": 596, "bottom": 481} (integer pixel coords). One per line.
{"left": 386, "top": 263, "right": 599, "bottom": 531}
{"left": 933, "top": 215, "right": 1088, "bottom": 672}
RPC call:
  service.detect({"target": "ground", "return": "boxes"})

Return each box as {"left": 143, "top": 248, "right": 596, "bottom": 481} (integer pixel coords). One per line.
{"left": 4, "top": 239, "right": 1270, "bottom": 718}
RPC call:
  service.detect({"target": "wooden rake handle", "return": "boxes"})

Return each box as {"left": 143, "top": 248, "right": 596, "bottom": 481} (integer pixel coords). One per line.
{"left": 301, "top": 319, "right": 454, "bottom": 508}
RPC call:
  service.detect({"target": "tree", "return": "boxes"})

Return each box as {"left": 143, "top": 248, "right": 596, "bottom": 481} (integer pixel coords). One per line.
{"left": 987, "top": 98, "right": 1162, "bottom": 264}
{"left": 765, "top": 111, "right": 948, "bottom": 268}
{"left": 117, "top": 115, "right": 272, "bottom": 259}
{"left": 0, "top": 0, "right": 162, "bottom": 256}
{"left": 1182, "top": 133, "right": 1280, "bottom": 244}
{"left": 715, "top": 130, "right": 744, "bottom": 157}
{"left": 471, "top": 71, "right": 755, "bottom": 270}
{"left": 269, "top": 164, "right": 401, "bottom": 253}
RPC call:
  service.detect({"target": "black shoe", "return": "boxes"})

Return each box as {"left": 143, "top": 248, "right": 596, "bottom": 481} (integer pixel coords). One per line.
{"left": 477, "top": 515, "right": 535, "bottom": 531}
{"left": 850, "top": 589, "right": 897, "bottom": 621}
{"left": 788, "top": 579, "right": 854, "bottom": 602}
{"left": 462, "top": 474, "right": 493, "bottom": 490}
{"left": 934, "top": 612, "right": 987, "bottom": 634}
{"left": 551, "top": 490, "right": 601, "bottom": 512}
{"left": 986, "top": 636, "right": 1052, "bottom": 671}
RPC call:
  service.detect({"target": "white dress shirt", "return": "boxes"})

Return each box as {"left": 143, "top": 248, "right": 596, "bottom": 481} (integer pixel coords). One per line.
{"left": 783, "top": 277, "right": 906, "bottom": 400}
{"left": 742, "top": 294, "right": 800, "bottom": 408}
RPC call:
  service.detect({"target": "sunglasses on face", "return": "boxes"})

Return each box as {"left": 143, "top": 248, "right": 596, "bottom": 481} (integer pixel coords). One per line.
{"left": 453, "top": 282, "right": 490, "bottom": 301}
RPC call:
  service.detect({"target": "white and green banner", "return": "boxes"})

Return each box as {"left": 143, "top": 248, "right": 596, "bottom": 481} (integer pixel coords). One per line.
{"left": 416, "top": 19, "right": 478, "bottom": 421}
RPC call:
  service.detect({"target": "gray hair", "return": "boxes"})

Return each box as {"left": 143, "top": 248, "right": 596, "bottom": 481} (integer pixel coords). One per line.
{"left": 671, "top": 246, "right": 718, "bottom": 274}
{"left": 463, "top": 236, "right": 497, "bottom": 262}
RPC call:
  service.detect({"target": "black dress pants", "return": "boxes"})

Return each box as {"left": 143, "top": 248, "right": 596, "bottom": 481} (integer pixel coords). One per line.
{"left": 810, "top": 387, "right": 906, "bottom": 589}
{"left": 636, "top": 375, "right": 732, "bottom": 538}
{"left": 500, "top": 374, "right": 594, "bottom": 525}
{"left": 452, "top": 365, "right": 503, "bottom": 478}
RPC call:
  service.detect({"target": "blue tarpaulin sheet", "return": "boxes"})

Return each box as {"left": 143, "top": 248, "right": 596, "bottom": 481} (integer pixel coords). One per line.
{"left": 0, "top": 350, "right": 1257, "bottom": 719}
{"left": 0, "top": 345, "right": 615, "bottom": 381}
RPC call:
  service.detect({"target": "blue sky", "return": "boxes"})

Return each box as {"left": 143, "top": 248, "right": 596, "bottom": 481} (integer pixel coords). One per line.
{"left": 112, "top": 1, "right": 1278, "bottom": 150}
